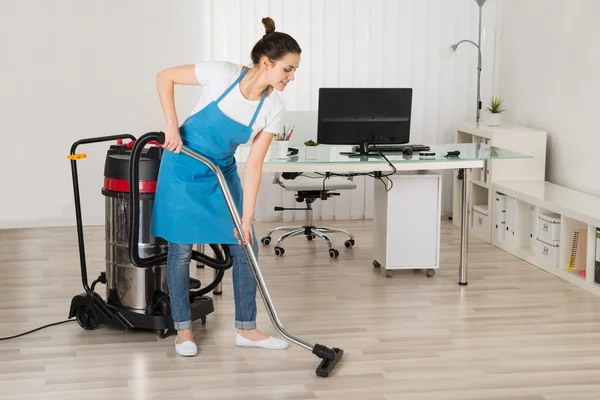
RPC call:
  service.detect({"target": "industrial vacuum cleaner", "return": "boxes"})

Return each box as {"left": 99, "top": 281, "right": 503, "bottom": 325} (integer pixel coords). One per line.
{"left": 67, "top": 131, "right": 343, "bottom": 377}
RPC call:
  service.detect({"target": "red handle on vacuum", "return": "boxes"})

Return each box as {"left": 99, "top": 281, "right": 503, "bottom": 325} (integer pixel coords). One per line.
{"left": 124, "top": 139, "right": 162, "bottom": 149}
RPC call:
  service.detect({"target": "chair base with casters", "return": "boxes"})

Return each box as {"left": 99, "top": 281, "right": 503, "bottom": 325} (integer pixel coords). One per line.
{"left": 261, "top": 173, "right": 357, "bottom": 258}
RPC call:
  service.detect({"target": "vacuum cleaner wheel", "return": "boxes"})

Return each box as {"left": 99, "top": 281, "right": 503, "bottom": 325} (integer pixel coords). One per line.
{"left": 157, "top": 328, "right": 171, "bottom": 339}
{"left": 75, "top": 305, "right": 99, "bottom": 330}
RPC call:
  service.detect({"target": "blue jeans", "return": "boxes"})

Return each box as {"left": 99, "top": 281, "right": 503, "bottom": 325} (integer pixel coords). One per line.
{"left": 166, "top": 241, "right": 259, "bottom": 331}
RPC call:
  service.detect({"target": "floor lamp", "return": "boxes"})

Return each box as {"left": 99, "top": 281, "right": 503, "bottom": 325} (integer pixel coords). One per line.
{"left": 451, "top": 0, "right": 486, "bottom": 124}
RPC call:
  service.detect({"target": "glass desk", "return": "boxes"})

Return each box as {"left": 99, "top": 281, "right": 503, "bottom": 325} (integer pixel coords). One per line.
{"left": 236, "top": 143, "right": 530, "bottom": 172}
{"left": 235, "top": 143, "right": 532, "bottom": 286}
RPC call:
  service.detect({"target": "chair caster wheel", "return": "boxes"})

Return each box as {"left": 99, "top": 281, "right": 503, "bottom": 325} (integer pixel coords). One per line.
{"left": 307, "top": 234, "right": 316, "bottom": 241}
{"left": 385, "top": 270, "right": 393, "bottom": 278}
{"left": 201, "top": 317, "right": 207, "bottom": 325}
{"left": 274, "top": 246, "right": 285, "bottom": 256}
{"left": 344, "top": 239, "right": 355, "bottom": 248}
{"left": 261, "top": 236, "right": 271, "bottom": 246}
{"left": 373, "top": 260, "right": 381, "bottom": 268}
{"left": 329, "top": 249, "right": 339, "bottom": 258}
{"left": 425, "top": 269, "right": 435, "bottom": 277}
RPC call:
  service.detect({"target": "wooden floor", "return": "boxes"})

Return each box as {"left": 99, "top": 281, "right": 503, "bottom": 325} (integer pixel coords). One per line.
{"left": 2, "top": 220, "right": 600, "bottom": 399}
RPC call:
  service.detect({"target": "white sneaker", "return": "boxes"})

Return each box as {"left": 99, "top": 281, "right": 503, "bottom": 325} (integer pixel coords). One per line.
{"left": 175, "top": 339, "right": 198, "bottom": 357}
{"left": 235, "top": 333, "right": 289, "bottom": 350}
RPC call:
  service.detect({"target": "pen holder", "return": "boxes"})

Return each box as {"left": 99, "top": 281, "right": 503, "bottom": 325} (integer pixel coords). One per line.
{"left": 274, "top": 140, "right": 290, "bottom": 159}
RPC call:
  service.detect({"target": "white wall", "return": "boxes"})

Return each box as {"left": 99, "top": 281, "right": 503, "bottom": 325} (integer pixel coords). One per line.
{"left": 0, "top": 0, "right": 497, "bottom": 229}
{"left": 496, "top": 0, "right": 600, "bottom": 198}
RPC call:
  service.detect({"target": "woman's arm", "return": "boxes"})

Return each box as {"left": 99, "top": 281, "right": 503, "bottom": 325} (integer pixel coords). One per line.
{"left": 236, "top": 130, "right": 274, "bottom": 244}
{"left": 156, "top": 64, "right": 199, "bottom": 152}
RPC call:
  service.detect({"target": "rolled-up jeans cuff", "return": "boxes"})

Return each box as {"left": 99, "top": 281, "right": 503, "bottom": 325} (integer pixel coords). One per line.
{"left": 174, "top": 320, "right": 192, "bottom": 330}
{"left": 235, "top": 320, "right": 257, "bottom": 329}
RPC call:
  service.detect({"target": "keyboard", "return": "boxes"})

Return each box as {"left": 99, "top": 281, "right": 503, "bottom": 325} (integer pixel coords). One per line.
{"left": 352, "top": 143, "right": 431, "bottom": 153}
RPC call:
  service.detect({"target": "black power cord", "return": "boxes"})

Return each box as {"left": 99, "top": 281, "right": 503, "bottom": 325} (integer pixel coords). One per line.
{"left": 0, "top": 319, "right": 75, "bottom": 341}
{"left": 0, "top": 273, "right": 109, "bottom": 340}
{"left": 315, "top": 150, "right": 398, "bottom": 192}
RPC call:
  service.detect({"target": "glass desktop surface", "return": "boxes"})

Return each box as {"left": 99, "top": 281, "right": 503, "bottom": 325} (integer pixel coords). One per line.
{"left": 241, "top": 143, "right": 532, "bottom": 165}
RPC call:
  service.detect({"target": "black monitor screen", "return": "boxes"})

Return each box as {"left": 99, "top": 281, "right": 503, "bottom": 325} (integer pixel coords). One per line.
{"left": 317, "top": 88, "right": 412, "bottom": 146}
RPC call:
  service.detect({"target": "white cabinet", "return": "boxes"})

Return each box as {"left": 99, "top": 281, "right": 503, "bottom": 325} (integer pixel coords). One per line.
{"left": 373, "top": 173, "right": 441, "bottom": 277}
{"left": 452, "top": 123, "right": 547, "bottom": 243}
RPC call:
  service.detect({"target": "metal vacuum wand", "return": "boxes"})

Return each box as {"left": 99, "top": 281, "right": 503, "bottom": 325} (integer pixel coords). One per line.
{"left": 155, "top": 132, "right": 344, "bottom": 378}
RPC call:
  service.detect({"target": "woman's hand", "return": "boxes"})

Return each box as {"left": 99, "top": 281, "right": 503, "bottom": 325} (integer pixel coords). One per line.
{"left": 234, "top": 217, "right": 254, "bottom": 246}
{"left": 163, "top": 123, "right": 182, "bottom": 153}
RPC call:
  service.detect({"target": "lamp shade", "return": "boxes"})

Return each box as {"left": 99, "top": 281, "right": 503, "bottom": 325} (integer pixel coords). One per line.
{"left": 475, "top": 0, "right": 486, "bottom": 7}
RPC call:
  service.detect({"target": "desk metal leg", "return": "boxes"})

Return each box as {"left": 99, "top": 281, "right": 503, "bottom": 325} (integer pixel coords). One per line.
{"left": 459, "top": 168, "right": 471, "bottom": 286}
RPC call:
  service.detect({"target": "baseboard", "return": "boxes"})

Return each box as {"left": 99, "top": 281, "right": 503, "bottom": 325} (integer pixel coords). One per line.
{"left": 0, "top": 216, "right": 105, "bottom": 230}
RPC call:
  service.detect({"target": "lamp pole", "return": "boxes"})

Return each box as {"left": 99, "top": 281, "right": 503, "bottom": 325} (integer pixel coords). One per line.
{"left": 452, "top": 40, "right": 482, "bottom": 123}
{"left": 451, "top": 0, "right": 486, "bottom": 124}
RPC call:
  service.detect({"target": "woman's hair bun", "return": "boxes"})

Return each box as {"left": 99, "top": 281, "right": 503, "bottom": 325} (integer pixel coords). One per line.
{"left": 250, "top": 17, "right": 301, "bottom": 64}
{"left": 262, "top": 17, "right": 276, "bottom": 37}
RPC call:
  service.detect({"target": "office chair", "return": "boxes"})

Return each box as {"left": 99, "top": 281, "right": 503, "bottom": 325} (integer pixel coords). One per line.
{"left": 260, "top": 172, "right": 357, "bottom": 258}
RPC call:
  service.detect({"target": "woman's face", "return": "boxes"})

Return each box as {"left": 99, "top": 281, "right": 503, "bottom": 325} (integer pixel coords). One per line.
{"left": 265, "top": 53, "right": 301, "bottom": 91}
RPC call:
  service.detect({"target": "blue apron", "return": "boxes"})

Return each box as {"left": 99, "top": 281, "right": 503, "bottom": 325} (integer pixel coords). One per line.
{"left": 151, "top": 68, "right": 266, "bottom": 245}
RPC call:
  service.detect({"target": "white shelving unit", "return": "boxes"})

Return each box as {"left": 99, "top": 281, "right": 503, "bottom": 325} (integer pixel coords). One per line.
{"left": 452, "top": 123, "right": 548, "bottom": 243}
{"left": 492, "top": 181, "right": 600, "bottom": 296}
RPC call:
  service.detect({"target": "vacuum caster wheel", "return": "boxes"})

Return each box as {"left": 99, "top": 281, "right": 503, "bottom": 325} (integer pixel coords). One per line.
{"left": 157, "top": 328, "right": 171, "bottom": 339}
{"left": 329, "top": 249, "right": 339, "bottom": 258}
{"left": 274, "top": 246, "right": 285, "bottom": 256}
{"left": 385, "top": 270, "right": 393, "bottom": 278}
{"left": 261, "top": 236, "right": 271, "bottom": 246}
{"left": 75, "top": 305, "right": 99, "bottom": 331}
{"left": 373, "top": 260, "right": 381, "bottom": 268}
{"left": 344, "top": 239, "right": 355, "bottom": 248}
{"left": 425, "top": 269, "right": 435, "bottom": 277}
{"left": 201, "top": 317, "right": 207, "bottom": 325}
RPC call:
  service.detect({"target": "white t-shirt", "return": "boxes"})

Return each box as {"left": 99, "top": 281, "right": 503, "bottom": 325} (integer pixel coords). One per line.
{"left": 191, "top": 61, "right": 285, "bottom": 142}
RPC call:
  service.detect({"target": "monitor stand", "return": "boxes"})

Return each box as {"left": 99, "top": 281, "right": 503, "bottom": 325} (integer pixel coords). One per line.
{"left": 339, "top": 140, "right": 380, "bottom": 158}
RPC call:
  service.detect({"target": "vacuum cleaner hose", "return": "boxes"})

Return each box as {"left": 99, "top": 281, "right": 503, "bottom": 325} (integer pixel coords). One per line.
{"left": 128, "top": 132, "right": 233, "bottom": 294}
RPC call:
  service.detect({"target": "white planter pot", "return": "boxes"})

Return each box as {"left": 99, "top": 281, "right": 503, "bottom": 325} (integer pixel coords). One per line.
{"left": 484, "top": 113, "right": 503, "bottom": 126}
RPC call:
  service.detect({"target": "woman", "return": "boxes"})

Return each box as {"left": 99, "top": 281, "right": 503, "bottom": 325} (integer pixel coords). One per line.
{"left": 151, "top": 17, "right": 301, "bottom": 357}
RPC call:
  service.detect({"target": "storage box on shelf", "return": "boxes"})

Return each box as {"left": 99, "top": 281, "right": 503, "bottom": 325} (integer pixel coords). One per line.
{"left": 493, "top": 181, "right": 600, "bottom": 296}
{"left": 452, "top": 123, "right": 547, "bottom": 243}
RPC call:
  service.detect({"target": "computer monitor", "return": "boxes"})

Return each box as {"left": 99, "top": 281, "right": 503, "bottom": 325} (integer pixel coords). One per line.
{"left": 317, "top": 88, "right": 412, "bottom": 154}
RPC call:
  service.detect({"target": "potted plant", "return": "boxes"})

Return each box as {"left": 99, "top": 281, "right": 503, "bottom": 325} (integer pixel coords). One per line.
{"left": 304, "top": 140, "right": 320, "bottom": 159}
{"left": 484, "top": 97, "right": 505, "bottom": 126}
